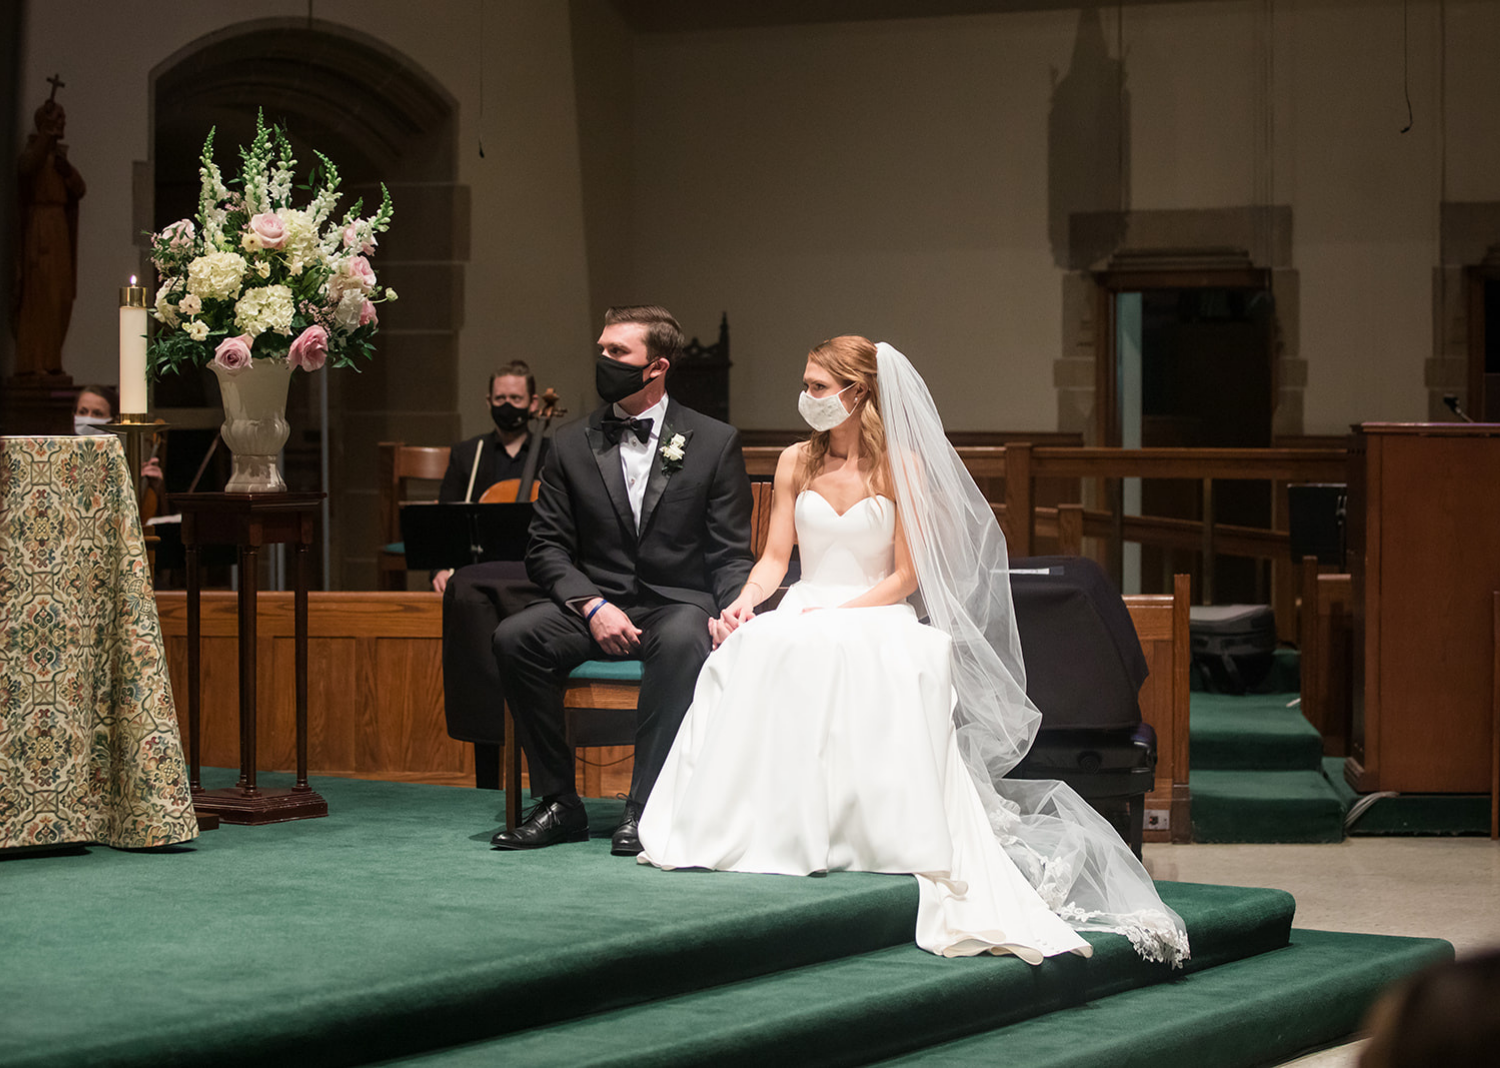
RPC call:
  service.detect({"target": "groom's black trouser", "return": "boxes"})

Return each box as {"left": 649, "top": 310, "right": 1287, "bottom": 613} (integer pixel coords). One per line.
{"left": 493, "top": 597, "right": 711, "bottom": 803}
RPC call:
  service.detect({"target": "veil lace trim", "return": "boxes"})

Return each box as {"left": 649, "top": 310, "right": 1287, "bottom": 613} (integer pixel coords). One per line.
{"left": 876, "top": 342, "right": 1189, "bottom": 968}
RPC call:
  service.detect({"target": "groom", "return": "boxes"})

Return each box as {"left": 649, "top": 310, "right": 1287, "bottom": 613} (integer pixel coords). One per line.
{"left": 491, "top": 305, "right": 754, "bottom": 855}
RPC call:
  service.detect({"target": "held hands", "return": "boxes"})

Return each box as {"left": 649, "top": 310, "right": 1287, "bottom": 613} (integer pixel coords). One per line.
{"left": 587, "top": 599, "right": 642, "bottom": 656}
{"left": 708, "top": 590, "right": 758, "bottom": 650}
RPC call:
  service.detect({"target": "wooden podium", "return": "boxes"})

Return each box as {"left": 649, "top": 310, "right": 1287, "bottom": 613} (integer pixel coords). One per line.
{"left": 1347, "top": 423, "right": 1500, "bottom": 796}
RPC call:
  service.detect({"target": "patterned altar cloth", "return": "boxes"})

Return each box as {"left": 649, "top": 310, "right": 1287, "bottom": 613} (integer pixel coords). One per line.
{"left": 1, "top": 435, "right": 197, "bottom": 849}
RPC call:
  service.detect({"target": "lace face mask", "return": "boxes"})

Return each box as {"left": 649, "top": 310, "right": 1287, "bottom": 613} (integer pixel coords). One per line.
{"left": 798, "top": 384, "right": 855, "bottom": 432}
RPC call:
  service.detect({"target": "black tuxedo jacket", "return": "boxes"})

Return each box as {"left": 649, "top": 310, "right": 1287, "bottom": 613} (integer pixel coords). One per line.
{"left": 526, "top": 399, "right": 754, "bottom": 617}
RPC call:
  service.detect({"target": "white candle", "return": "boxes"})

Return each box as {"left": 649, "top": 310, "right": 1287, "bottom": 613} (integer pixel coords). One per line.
{"left": 119, "top": 276, "right": 148, "bottom": 415}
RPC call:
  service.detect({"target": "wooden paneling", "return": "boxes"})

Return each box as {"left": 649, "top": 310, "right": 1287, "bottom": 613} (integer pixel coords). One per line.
{"left": 157, "top": 592, "right": 470, "bottom": 782}
{"left": 1348, "top": 425, "right": 1500, "bottom": 793}
{"left": 1300, "top": 566, "right": 1353, "bottom": 757}
{"left": 157, "top": 579, "right": 1192, "bottom": 836}
{"left": 1126, "top": 576, "right": 1192, "bottom": 843}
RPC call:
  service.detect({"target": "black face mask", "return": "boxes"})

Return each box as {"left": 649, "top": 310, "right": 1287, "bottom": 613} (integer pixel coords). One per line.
{"left": 490, "top": 402, "right": 529, "bottom": 433}
{"left": 596, "top": 354, "right": 652, "bottom": 405}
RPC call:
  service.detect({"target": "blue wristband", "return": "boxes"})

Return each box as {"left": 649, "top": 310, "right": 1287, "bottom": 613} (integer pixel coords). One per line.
{"left": 586, "top": 599, "right": 609, "bottom": 621}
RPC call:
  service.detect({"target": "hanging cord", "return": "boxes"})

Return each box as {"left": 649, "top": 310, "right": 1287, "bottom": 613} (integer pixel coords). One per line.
{"left": 477, "top": 0, "right": 487, "bottom": 158}
{"left": 1399, "top": 0, "right": 1413, "bottom": 133}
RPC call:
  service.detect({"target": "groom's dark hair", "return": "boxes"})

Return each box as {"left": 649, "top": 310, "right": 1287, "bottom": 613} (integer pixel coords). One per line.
{"left": 604, "top": 305, "right": 684, "bottom": 365}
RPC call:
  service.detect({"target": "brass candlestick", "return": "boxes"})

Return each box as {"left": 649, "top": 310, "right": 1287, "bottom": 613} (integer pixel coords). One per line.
{"left": 105, "top": 413, "right": 168, "bottom": 547}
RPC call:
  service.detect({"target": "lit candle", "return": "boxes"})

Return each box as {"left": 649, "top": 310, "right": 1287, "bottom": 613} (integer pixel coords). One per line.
{"left": 118, "top": 276, "right": 148, "bottom": 416}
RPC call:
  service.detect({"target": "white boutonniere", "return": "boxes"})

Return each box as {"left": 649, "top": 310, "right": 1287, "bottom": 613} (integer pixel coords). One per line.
{"left": 659, "top": 432, "right": 687, "bottom": 473}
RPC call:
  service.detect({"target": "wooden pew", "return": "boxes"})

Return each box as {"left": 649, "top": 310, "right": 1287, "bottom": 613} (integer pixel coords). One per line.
{"left": 1125, "top": 575, "right": 1193, "bottom": 844}
{"left": 1298, "top": 558, "right": 1353, "bottom": 757}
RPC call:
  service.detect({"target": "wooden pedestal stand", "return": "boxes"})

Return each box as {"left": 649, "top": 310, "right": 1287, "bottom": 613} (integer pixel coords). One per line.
{"left": 178, "top": 492, "right": 328, "bottom": 824}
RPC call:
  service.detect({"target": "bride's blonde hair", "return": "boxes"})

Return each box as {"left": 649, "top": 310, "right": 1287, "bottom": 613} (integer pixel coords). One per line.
{"left": 796, "top": 335, "right": 889, "bottom": 497}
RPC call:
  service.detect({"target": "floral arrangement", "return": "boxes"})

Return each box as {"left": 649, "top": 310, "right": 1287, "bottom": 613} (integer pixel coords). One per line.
{"left": 146, "top": 111, "right": 395, "bottom": 379}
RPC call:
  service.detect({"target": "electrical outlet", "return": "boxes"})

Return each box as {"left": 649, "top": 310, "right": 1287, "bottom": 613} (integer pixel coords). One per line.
{"left": 1144, "top": 809, "right": 1170, "bottom": 831}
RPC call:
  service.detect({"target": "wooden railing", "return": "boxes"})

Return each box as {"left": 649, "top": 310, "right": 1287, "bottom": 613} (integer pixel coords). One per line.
{"left": 744, "top": 443, "right": 1348, "bottom": 606}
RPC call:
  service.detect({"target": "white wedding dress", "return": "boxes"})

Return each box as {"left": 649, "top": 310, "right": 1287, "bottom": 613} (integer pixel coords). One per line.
{"left": 637, "top": 489, "right": 1094, "bottom": 963}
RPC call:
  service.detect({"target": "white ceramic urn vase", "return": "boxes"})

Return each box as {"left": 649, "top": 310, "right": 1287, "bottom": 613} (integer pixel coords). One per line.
{"left": 211, "top": 357, "right": 294, "bottom": 492}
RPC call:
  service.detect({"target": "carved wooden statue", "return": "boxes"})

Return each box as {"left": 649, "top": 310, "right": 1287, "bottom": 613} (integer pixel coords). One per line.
{"left": 13, "top": 76, "right": 86, "bottom": 378}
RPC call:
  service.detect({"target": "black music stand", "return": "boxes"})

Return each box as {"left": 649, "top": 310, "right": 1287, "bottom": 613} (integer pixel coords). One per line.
{"left": 398, "top": 502, "right": 534, "bottom": 571}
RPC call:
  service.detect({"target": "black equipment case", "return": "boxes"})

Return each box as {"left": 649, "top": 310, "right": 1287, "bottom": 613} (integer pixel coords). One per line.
{"left": 1005, "top": 556, "right": 1156, "bottom": 856}
{"left": 1188, "top": 604, "right": 1277, "bottom": 695}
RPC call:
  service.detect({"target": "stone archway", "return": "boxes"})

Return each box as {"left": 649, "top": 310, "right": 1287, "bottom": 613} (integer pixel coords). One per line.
{"left": 141, "top": 18, "right": 467, "bottom": 589}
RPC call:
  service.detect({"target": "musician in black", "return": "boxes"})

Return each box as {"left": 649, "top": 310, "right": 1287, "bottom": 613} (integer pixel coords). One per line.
{"left": 440, "top": 361, "right": 552, "bottom": 785}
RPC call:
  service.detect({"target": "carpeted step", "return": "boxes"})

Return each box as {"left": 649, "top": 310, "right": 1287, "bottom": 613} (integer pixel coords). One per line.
{"left": 872, "top": 929, "right": 1453, "bottom": 1068}
{"left": 1190, "top": 768, "right": 1345, "bottom": 843}
{"left": 374, "top": 882, "right": 1297, "bottom": 1068}
{"left": 1190, "top": 693, "right": 1324, "bottom": 771}
{"left": 1323, "top": 757, "right": 1492, "bottom": 837}
{"left": 1, "top": 773, "right": 921, "bottom": 1068}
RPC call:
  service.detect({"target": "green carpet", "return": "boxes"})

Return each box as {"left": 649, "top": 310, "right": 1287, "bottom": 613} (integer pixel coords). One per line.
{"left": 1322, "top": 757, "right": 1492, "bottom": 837}
{"left": 1187, "top": 649, "right": 1346, "bottom": 843}
{"left": 1191, "top": 693, "right": 1325, "bottom": 772}
{"left": 376, "top": 882, "right": 1294, "bottom": 1067}
{"left": 1, "top": 773, "right": 1443, "bottom": 1068}
{"left": 1191, "top": 769, "right": 1345, "bottom": 843}
{"left": 873, "top": 929, "right": 1452, "bottom": 1068}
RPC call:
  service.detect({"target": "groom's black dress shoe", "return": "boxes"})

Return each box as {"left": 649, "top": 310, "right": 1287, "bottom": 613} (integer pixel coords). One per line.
{"left": 611, "top": 798, "right": 645, "bottom": 856}
{"left": 490, "top": 796, "right": 589, "bottom": 850}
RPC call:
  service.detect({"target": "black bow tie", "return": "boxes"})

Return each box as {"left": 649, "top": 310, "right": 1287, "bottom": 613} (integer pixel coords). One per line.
{"left": 602, "top": 415, "right": 653, "bottom": 446}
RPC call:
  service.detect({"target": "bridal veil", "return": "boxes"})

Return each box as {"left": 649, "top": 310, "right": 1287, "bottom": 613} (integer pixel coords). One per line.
{"left": 876, "top": 342, "right": 1190, "bottom": 966}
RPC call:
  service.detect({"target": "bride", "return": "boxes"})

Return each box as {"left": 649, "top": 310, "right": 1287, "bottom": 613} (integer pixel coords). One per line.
{"left": 637, "top": 336, "right": 1189, "bottom": 966}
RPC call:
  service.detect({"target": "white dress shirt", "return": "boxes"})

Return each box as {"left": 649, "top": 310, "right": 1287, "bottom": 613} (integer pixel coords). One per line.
{"left": 616, "top": 393, "right": 668, "bottom": 531}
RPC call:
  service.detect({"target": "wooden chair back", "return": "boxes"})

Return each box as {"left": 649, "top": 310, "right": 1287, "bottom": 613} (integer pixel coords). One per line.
{"left": 377, "top": 442, "right": 451, "bottom": 589}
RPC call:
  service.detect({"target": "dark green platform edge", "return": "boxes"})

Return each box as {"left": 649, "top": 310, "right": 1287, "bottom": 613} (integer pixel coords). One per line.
{"left": 2, "top": 774, "right": 1449, "bottom": 1068}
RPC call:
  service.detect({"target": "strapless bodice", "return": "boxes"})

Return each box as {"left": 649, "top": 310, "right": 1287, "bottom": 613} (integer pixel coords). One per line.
{"left": 793, "top": 491, "right": 896, "bottom": 595}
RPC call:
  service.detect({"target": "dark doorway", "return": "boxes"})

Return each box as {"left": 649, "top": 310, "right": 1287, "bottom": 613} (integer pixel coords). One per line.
{"left": 1468, "top": 269, "right": 1500, "bottom": 422}
{"left": 1105, "top": 273, "right": 1275, "bottom": 604}
{"left": 1139, "top": 287, "right": 1273, "bottom": 605}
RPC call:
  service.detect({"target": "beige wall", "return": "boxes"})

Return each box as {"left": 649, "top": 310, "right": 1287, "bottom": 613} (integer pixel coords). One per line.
{"left": 625, "top": 0, "right": 1500, "bottom": 435}
{"left": 15, "top": 0, "right": 1500, "bottom": 446}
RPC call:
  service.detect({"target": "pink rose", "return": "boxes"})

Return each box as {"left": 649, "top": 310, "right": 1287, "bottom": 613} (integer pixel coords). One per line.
{"left": 359, "top": 299, "right": 379, "bottom": 327}
{"left": 248, "top": 212, "right": 287, "bottom": 250}
{"left": 345, "top": 255, "right": 377, "bottom": 293}
{"left": 287, "top": 325, "right": 329, "bottom": 372}
{"left": 161, "top": 219, "right": 195, "bottom": 248}
{"left": 213, "top": 334, "right": 255, "bottom": 375}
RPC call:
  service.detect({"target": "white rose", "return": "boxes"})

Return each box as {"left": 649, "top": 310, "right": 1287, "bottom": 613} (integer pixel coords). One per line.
{"left": 332, "top": 290, "right": 366, "bottom": 332}
{"left": 154, "top": 282, "right": 180, "bottom": 327}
